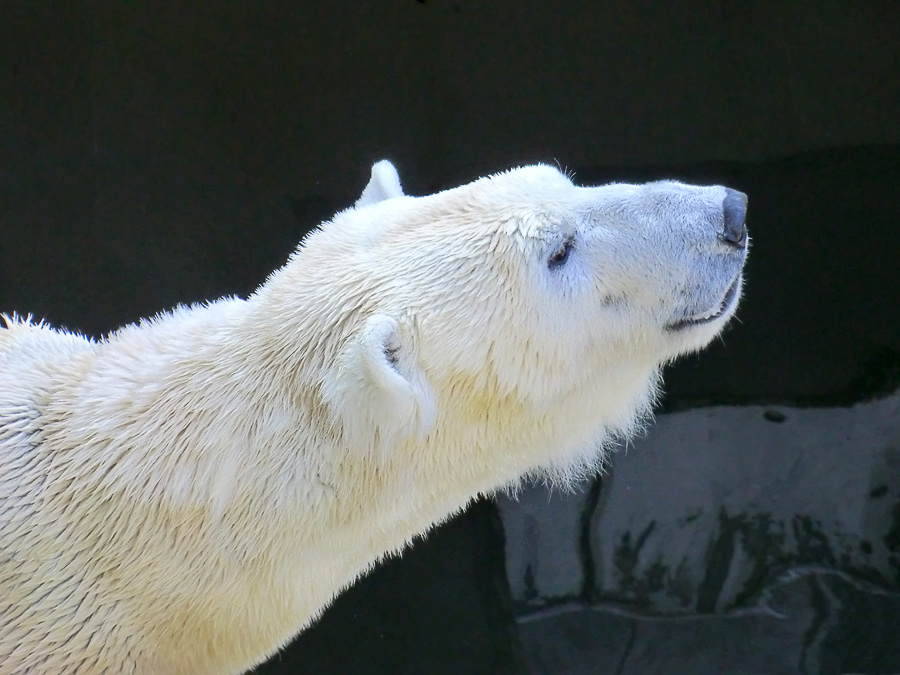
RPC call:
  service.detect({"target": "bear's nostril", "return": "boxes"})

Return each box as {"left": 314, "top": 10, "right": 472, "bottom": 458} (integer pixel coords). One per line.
{"left": 720, "top": 188, "right": 748, "bottom": 247}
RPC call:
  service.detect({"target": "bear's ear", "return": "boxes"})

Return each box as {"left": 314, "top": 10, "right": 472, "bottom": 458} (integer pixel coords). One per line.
{"left": 322, "top": 314, "right": 437, "bottom": 457}
{"left": 354, "top": 160, "right": 404, "bottom": 208}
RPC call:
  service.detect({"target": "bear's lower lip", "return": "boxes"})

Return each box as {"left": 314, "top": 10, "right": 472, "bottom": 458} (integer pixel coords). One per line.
{"left": 666, "top": 274, "right": 742, "bottom": 331}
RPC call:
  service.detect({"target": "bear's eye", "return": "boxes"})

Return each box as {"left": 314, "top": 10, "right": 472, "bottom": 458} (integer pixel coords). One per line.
{"left": 548, "top": 240, "right": 573, "bottom": 269}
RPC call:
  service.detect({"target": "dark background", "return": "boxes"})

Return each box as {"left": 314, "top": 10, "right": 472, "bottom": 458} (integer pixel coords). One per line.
{"left": 1, "top": 2, "right": 899, "bottom": 673}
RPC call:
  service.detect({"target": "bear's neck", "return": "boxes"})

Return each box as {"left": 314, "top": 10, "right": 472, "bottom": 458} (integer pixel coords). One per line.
{"left": 75, "top": 298, "right": 494, "bottom": 554}
{"left": 51, "top": 290, "right": 658, "bottom": 658}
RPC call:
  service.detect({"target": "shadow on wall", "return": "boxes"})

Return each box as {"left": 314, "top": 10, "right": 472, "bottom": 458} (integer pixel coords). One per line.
{"left": 250, "top": 499, "right": 523, "bottom": 675}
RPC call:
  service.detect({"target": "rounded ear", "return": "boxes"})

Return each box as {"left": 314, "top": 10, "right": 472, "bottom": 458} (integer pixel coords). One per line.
{"left": 354, "top": 160, "right": 404, "bottom": 208}
{"left": 322, "top": 314, "right": 437, "bottom": 457}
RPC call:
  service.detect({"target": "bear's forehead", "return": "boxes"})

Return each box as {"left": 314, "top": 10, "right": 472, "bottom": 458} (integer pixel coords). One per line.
{"left": 384, "top": 199, "right": 568, "bottom": 245}
{"left": 471, "top": 164, "right": 576, "bottom": 205}
{"left": 398, "top": 165, "right": 578, "bottom": 236}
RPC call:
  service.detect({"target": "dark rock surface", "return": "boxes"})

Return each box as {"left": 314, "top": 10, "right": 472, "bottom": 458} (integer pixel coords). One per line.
{"left": 499, "top": 395, "right": 900, "bottom": 673}
{"left": 517, "top": 572, "right": 900, "bottom": 675}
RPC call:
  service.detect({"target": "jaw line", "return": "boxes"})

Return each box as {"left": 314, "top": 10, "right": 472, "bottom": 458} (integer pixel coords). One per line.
{"left": 665, "top": 274, "right": 742, "bottom": 332}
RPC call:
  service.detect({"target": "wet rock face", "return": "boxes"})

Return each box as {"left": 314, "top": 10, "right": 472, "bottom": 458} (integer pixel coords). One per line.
{"left": 502, "top": 397, "right": 900, "bottom": 615}
{"left": 593, "top": 399, "right": 900, "bottom": 613}
{"left": 515, "top": 572, "right": 900, "bottom": 675}
{"left": 498, "top": 395, "right": 900, "bottom": 671}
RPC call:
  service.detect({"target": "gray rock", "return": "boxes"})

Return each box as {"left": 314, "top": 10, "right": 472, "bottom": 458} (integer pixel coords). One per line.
{"left": 517, "top": 572, "right": 900, "bottom": 675}
{"left": 496, "top": 482, "right": 595, "bottom": 608}
{"left": 592, "top": 396, "right": 900, "bottom": 613}
{"left": 500, "top": 394, "right": 900, "bottom": 614}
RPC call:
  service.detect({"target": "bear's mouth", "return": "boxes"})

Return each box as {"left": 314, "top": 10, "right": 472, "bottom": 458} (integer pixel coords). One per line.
{"left": 666, "top": 274, "right": 742, "bottom": 332}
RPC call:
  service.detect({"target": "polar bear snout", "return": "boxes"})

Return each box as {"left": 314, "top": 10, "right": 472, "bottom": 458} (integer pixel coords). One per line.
{"left": 720, "top": 188, "right": 748, "bottom": 248}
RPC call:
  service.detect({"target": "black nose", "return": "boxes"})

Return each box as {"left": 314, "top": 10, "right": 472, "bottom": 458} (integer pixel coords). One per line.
{"left": 721, "top": 188, "right": 748, "bottom": 247}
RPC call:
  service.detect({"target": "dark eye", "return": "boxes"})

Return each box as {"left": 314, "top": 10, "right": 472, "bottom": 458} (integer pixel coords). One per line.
{"left": 548, "top": 240, "right": 572, "bottom": 269}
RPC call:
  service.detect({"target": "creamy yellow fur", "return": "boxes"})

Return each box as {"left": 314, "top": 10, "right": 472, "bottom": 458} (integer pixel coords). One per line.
{"left": 0, "top": 161, "right": 747, "bottom": 673}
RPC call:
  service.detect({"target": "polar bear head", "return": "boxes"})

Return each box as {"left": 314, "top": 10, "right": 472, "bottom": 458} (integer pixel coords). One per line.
{"left": 262, "top": 160, "right": 747, "bottom": 486}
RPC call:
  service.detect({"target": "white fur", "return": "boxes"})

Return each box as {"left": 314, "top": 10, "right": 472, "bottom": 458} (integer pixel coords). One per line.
{"left": 0, "top": 161, "right": 747, "bottom": 674}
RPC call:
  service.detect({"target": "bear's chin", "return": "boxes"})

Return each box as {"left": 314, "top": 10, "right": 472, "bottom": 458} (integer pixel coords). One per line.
{"left": 665, "top": 273, "right": 743, "bottom": 333}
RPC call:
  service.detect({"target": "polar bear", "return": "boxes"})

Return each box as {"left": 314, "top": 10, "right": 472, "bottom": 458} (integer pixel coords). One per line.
{"left": 0, "top": 160, "right": 747, "bottom": 674}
